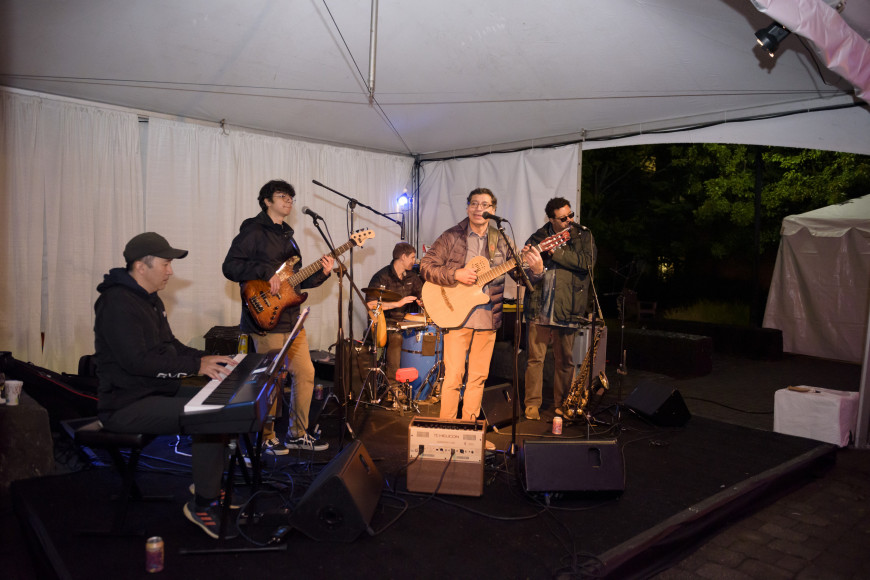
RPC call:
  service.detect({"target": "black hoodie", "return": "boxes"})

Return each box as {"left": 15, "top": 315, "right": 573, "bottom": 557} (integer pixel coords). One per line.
{"left": 94, "top": 267, "right": 204, "bottom": 416}
{"left": 222, "top": 211, "right": 329, "bottom": 334}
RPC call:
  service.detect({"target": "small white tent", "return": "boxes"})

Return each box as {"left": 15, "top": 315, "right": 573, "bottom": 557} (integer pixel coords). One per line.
{"left": 763, "top": 195, "right": 870, "bottom": 364}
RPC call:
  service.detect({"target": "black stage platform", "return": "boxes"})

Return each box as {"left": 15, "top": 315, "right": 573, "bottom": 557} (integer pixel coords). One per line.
{"left": 12, "top": 387, "right": 834, "bottom": 580}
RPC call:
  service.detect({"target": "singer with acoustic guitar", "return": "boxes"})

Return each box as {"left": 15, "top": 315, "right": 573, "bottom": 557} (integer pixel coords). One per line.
{"left": 420, "top": 188, "right": 544, "bottom": 437}
{"left": 222, "top": 179, "right": 333, "bottom": 455}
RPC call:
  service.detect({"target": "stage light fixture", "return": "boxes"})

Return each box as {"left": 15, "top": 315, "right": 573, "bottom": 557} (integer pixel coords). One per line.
{"left": 755, "top": 21, "right": 790, "bottom": 57}
{"left": 396, "top": 189, "right": 409, "bottom": 210}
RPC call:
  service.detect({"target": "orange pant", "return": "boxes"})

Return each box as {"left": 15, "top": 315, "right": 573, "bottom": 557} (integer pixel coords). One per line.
{"left": 440, "top": 328, "right": 496, "bottom": 420}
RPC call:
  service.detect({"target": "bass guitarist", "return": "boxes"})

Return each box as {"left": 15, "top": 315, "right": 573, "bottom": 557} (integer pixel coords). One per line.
{"left": 420, "top": 188, "right": 543, "bottom": 436}
{"left": 222, "top": 179, "right": 333, "bottom": 455}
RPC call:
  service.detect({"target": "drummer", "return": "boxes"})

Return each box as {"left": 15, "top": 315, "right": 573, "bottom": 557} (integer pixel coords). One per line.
{"left": 365, "top": 242, "right": 424, "bottom": 395}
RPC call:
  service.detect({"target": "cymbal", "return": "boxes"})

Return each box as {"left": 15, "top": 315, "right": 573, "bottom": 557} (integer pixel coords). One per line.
{"left": 363, "top": 287, "right": 401, "bottom": 302}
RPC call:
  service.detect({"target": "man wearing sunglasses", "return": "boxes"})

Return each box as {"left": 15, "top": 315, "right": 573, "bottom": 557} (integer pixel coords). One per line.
{"left": 522, "top": 197, "right": 596, "bottom": 421}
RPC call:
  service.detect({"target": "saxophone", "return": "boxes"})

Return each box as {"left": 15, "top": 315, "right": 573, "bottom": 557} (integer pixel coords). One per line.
{"left": 561, "top": 324, "right": 608, "bottom": 420}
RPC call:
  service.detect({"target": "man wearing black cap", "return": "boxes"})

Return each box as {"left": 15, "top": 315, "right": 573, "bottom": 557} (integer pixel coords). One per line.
{"left": 94, "top": 232, "right": 240, "bottom": 539}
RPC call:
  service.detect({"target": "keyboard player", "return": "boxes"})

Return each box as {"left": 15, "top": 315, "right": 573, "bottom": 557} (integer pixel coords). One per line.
{"left": 94, "top": 232, "right": 239, "bottom": 540}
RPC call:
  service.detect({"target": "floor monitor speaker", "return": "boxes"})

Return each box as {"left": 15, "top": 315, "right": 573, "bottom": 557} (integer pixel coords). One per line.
{"left": 480, "top": 383, "right": 513, "bottom": 427}
{"left": 290, "top": 439, "right": 383, "bottom": 542}
{"left": 521, "top": 439, "right": 624, "bottom": 493}
{"left": 624, "top": 380, "right": 691, "bottom": 427}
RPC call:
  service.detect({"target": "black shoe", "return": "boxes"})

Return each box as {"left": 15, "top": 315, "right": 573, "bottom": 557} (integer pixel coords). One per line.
{"left": 183, "top": 500, "right": 238, "bottom": 539}
{"left": 262, "top": 436, "right": 289, "bottom": 455}
{"left": 285, "top": 433, "right": 329, "bottom": 452}
{"left": 188, "top": 484, "right": 245, "bottom": 510}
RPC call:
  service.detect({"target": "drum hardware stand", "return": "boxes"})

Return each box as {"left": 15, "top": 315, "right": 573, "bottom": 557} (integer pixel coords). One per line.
{"left": 396, "top": 368, "right": 421, "bottom": 415}
{"left": 421, "top": 359, "right": 445, "bottom": 402}
{"left": 355, "top": 296, "right": 390, "bottom": 411}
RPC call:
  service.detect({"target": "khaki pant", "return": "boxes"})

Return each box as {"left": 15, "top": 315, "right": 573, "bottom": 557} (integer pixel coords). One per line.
{"left": 253, "top": 329, "right": 315, "bottom": 439}
{"left": 523, "top": 322, "right": 576, "bottom": 409}
{"left": 440, "top": 328, "right": 496, "bottom": 420}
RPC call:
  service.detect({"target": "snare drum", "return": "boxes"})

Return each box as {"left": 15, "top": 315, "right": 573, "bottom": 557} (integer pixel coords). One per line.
{"left": 399, "top": 324, "right": 442, "bottom": 400}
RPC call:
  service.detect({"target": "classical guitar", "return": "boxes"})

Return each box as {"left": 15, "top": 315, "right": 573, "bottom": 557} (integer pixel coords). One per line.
{"left": 242, "top": 228, "right": 375, "bottom": 331}
{"left": 421, "top": 229, "right": 570, "bottom": 329}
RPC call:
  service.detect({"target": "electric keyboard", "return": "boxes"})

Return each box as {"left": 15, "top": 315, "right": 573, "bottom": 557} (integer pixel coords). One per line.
{"left": 181, "top": 352, "right": 278, "bottom": 434}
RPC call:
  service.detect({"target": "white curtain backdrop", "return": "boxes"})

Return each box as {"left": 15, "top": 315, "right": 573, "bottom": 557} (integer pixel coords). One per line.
{"left": 0, "top": 91, "right": 143, "bottom": 372}
{"left": 145, "top": 119, "right": 414, "bottom": 358}
{"left": 1, "top": 91, "right": 413, "bottom": 374}
{"left": 418, "top": 146, "right": 579, "bottom": 298}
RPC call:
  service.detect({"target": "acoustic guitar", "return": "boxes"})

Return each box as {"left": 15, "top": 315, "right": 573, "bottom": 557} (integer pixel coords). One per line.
{"left": 421, "top": 229, "right": 570, "bottom": 329}
{"left": 241, "top": 228, "right": 375, "bottom": 331}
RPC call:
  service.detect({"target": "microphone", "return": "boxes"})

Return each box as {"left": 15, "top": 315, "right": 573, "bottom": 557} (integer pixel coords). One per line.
{"left": 570, "top": 222, "right": 589, "bottom": 231}
{"left": 481, "top": 211, "right": 507, "bottom": 223}
{"left": 400, "top": 214, "right": 406, "bottom": 241}
{"left": 302, "top": 206, "right": 323, "bottom": 221}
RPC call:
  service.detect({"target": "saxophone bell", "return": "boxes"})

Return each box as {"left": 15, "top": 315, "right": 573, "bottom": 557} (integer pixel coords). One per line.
{"left": 592, "top": 371, "right": 609, "bottom": 396}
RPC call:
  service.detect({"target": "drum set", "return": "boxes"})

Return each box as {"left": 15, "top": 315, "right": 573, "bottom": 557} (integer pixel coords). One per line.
{"left": 357, "top": 286, "right": 443, "bottom": 413}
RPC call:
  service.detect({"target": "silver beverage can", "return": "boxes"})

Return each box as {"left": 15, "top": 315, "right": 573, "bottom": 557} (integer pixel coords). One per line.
{"left": 145, "top": 536, "right": 164, "bottom": 573}
{"left": 552, "top": 416, "right": 563, "bottom": 435}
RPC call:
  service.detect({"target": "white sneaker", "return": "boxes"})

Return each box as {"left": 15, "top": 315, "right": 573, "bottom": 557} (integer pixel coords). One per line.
{"left": 285, "top": 433, "right": 329, "bottom": 452}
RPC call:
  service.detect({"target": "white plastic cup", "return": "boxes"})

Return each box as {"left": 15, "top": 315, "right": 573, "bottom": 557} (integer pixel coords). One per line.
{"left": 5, "top": 380, "right": 23, "bottom": 406}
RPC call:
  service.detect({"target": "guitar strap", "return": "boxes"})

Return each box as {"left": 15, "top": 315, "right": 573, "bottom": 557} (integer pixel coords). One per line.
{"left": 488, "top": 226, "right": 520, "bottom": 265}
{"left": 487, "top": 226, "right": 499, "bottom": 261}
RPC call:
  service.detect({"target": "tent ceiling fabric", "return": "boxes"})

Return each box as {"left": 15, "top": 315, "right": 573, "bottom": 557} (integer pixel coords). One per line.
{"left": 2, "top": 0, "right": 869, "bottom": 156}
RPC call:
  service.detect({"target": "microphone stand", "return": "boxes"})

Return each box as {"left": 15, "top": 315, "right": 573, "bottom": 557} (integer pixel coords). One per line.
{"left": 578, "top": 228, "right": 609, "bottom": 427}
{"left": 305, "top": 213, "right": 358, "bottom": 449}
{"left": 312, "top": 180, "right": 403, "bottom": 347}
{"left": 490, "top": 219, "right": 535, "bottom": 457}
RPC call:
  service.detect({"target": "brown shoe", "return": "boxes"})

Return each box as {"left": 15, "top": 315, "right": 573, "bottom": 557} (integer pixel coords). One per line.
{"left": 525, "top": 406, "right": 540, "bottom": 421}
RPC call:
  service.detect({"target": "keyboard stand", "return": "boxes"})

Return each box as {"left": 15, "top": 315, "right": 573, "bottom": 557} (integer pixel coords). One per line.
{"left": 179, "top": 430, "right": 287, "bottom": 555}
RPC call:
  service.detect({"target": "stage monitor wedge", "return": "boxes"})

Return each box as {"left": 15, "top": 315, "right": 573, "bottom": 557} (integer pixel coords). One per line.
{"left": 625, "top": 380, "right": 691, "bottom": 427}
{"left": 521, "top": 439, "right": 624, "bottom": 494}
{"left": 290, "top": 439, "right": 383, "bottom": 542}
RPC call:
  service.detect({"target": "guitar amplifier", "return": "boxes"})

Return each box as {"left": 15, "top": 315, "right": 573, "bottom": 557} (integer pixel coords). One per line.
{"left": 406, "top": 417, "right": 487, "bottom": 497}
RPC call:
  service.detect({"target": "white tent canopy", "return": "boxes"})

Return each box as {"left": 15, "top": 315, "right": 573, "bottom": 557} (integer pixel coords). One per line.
{"left": 3, "top": 0, "right": 870, "bottom": 157}
{"left": 764, "top": 195, "right": 870, "bottom": 364}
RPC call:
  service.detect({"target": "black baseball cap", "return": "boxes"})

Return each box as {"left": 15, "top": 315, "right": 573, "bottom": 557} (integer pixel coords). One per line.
{"left": 123, "top": 232, "right": 189, "bottom": 263}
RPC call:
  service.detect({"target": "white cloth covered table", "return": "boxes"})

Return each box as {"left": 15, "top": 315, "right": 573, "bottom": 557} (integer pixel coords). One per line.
{"left": 773, "top": 387, "right": 860, "bottom": 447}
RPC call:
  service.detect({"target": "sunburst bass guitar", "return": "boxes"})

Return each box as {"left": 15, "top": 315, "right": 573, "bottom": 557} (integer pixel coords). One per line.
{"left": 242, "top": 228, "right": 374, "bottom": 331}
{"left": 421, "top": 229, "right": 570, "bottom": 329}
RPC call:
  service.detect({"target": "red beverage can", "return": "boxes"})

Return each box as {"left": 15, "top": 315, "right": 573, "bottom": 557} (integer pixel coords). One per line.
{"left": 146, "top": 536, "right": 164, "bottom": 573}
{"left": 552, "top": 416, "right": 563, "bottom": 435}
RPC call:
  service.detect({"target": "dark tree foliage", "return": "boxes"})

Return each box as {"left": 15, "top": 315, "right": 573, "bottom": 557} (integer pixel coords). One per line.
{"left": 580, "top": 144, "right": 870, "bottom": 314}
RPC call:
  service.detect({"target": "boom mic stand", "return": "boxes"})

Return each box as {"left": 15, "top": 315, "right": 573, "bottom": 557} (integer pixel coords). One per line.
{"left": 490, "top": 219, "right": 536, "bottom": 458}
{"left": 577, "top": 229, "right": 615, "bottom": 427}
{"left": 312, "top": 179, "right": 403, "bottom": 351}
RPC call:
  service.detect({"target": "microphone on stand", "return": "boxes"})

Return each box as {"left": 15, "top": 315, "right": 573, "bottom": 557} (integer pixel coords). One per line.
{"left": 481, "top": 211, "right": 507, "bottom": 224}
{"left": 570, "top": 221, "right": 589, "bottom": 231}
{"left": 302, "top": 206, "right": 323, "bottom": 222}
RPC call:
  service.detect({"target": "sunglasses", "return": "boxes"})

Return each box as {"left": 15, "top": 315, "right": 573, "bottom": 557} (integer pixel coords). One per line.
{"left": 556, "top": 212, "right": 575, "bottom": 223}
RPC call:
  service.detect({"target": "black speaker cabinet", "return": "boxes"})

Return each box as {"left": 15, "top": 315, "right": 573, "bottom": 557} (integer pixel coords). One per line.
{"left": 521, "top": 439, "right": 624, "bottom": 493}
{"left": 290, "top": 440, "right": 384, "bottom": 542}
{"left": 480, "top": 382, "right": 513, "bottom": 427}
{"left": 624, "top": 380, "right": 691, "bottom": 427}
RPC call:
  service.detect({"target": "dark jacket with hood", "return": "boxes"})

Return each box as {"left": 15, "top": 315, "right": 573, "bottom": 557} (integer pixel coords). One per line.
{"left": 94, "top": 268, "right": 204, "bottom": 417}
{"left": 222, "top": 211, "right": 329, "bottom": 334}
